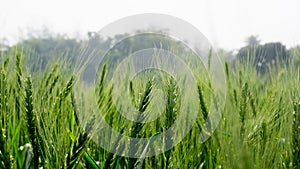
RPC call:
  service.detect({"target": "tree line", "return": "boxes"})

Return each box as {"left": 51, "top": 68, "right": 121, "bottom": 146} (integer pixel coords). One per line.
{"left": 1, "top": 32, "right": 299, "bottom": 75}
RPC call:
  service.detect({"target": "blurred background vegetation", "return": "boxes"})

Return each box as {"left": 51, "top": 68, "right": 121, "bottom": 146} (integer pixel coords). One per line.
{"left": 0, "top": 29, "right": 299, "bottom": 168}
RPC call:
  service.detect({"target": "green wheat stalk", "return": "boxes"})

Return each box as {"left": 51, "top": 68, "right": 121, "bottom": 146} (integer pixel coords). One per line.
{"left": 128, "top": 79, "right": 153, "bottom": 168}
{"left": 24, "top": 76, "right": 39, "bottom": 169}
{"left": 164, "top": 78, "right": 177, "bottom": 168}
{"left": 292, "top": 101, "right": 300, "bottom": 169}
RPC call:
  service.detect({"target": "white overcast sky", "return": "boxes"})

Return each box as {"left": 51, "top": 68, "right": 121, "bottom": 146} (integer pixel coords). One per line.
{"left": 0, "top": 0, "right": 299, "bottom": 50}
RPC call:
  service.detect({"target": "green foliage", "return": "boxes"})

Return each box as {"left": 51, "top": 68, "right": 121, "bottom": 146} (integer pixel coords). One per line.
{"left": 292, "top": 101, "right": 300, "bottom": 169}
{"left": 12, "top": 37, "right": 81, "bottom": 72}
{"left": 0, "top": 40, "right": 299, "bottom": 169}
{"left": 24, "top": 76, "right": 39, "bottom": 169}
{"left": 236, "top": 42, "right": 289, "bottom": 74}
{"left": 84, "top": 152, "right": 101, "bottom": 169}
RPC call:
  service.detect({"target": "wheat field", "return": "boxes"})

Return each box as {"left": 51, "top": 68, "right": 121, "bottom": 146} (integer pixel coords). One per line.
{"left": 0, "top": 47, "right": 299, "bottom": 169}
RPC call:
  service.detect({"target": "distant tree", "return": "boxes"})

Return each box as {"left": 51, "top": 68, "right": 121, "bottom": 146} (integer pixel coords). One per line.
{"left": 236, "top": 42, "right": 288, "bottom": 74}
{"left": 245, "top": 35, "right": 261, "bottom": 47}
{"left": 11, "top": 37, "right": 82, "bottom": 72}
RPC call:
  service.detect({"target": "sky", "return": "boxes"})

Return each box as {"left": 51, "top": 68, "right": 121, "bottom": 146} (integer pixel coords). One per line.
{"left": 0, "top": 0, "right": 299, "bottom": 50}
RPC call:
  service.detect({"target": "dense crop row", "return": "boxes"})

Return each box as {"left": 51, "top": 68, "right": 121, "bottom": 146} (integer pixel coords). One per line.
{"left": 0, "top": 48, "right": 299, "bottom": 168}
